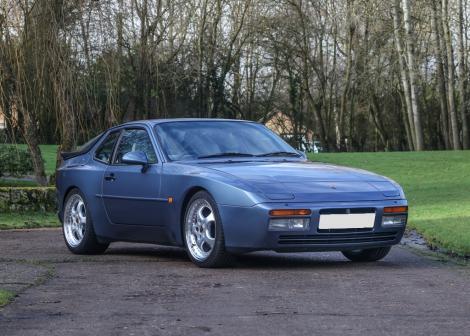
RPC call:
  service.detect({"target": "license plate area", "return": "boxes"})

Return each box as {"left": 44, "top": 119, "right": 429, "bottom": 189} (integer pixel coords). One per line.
{"left": 318, "top": 208, "right": 376, "bottom": 231}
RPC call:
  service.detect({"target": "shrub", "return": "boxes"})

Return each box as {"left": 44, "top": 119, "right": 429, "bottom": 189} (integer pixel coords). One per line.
{"left": 0, "top": 187, "right": 56, "bottom": 212}
{"left": 0, "top": 130, "right": 7, "bottom": 143}
{"left": 0, "top": 145, "right": 34, "bottom": 177}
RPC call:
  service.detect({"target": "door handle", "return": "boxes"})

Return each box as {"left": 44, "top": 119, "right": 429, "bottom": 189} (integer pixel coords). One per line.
{"left": 104, "top": 173, "right": 116, "bottom": 181}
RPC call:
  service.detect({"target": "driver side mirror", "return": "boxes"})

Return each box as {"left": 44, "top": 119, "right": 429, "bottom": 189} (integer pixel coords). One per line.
{"left": 122, "top": 151, "right": 149, "bottom": 173}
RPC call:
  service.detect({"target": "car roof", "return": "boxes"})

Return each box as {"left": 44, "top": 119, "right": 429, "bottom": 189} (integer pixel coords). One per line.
{"left": 119, "top": 118, "right": 256, "bottom": 127}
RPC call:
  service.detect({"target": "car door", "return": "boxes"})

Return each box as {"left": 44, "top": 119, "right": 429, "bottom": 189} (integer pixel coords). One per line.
{"left": 101, "top": 127, "right": 164, "bottom": 226}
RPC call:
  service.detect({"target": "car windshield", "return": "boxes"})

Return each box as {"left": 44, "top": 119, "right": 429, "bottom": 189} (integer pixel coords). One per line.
{"left": 154, "top": 121, "right": 298, "bottom": 161}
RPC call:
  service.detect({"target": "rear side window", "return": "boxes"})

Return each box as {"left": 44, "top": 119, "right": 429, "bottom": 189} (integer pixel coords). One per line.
{"left": 94, "top": 131, "right": 120, "bottom": 163}
{"left": 114, "top": 129, "right": 157, "bottom": 164}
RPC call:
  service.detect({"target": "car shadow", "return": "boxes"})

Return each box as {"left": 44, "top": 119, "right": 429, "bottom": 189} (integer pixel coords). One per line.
{"left": 104, "top": 244, "right": 409, "bottom": 270}
{"left": 235, "top": 252, "right": 378, "bottom": 270}
{"left": 105, "top": 245, "right": 189, "bottom": 261}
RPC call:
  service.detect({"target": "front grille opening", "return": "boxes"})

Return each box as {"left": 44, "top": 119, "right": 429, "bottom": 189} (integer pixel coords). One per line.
{"left": 278, "top": 231, "right": 398, "bottom": 245}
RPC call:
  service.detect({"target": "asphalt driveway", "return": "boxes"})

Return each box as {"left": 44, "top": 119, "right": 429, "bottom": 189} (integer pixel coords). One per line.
{"left": 0, "top": 229, "right": 469, "bottom": 336}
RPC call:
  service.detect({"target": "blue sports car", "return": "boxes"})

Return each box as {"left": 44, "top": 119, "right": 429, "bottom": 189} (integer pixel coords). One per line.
{"left": 56, "top": 119, "right": 408, "bottom": 267}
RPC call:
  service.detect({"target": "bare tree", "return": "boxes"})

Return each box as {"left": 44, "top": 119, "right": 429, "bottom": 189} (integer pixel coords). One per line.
{"left": 442, "top": 0, "right": 461, "bottom": 149}
{"left": 457, "top": 0, "right": 469, "bottom": 148}
{"left": 1, "top": 0, "right": 470, "bottom": 160}
{"left": 401, "top": 0, "right": 424, "bottom": 150}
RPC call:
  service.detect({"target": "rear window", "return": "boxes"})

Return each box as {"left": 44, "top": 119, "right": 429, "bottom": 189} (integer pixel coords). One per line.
{"left": 76, "top": 133, "right": 103, "bottom": 152}
{"left": 61, "top": 133, "right": 105, "bottom": 160}
{"left": 94, "top": 131, "right": 120, "bottom": 163}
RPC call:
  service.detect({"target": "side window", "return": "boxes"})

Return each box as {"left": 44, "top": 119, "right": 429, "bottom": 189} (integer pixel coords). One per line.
{"left": 114, "top": 129, "right": 157, "bottom": 164}
{"left": 94, "top": 131, "right": 120, "bottom": 164}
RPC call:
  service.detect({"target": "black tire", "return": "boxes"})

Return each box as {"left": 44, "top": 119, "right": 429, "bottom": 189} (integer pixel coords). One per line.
{"left": 183, "top": 191, "right": 234, "bottom": 268}
{"left": 341, "top": 246, "right": 392, "bottom": 262}
{"left": 62, "top": 188, "right": 109, "bottom": 254}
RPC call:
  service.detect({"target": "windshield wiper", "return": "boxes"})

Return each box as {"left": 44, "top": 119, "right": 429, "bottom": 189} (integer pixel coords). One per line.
{"left": 256, "top": 151, "right": 301, "bottom": 157}
{"left": 198, "top": 152, "right": 255, "bottom": 159}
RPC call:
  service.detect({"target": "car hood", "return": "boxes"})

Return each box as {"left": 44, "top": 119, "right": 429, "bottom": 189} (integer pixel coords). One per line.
{"left": 201, "top": 161, "right": 402, "bottom": 202}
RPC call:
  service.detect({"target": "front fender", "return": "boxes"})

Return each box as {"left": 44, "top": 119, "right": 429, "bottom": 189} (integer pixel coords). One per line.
{"left": 161, "top": 163, "right": 266, "bottom": 207}
{"left": 160, "top": 163, "right": 267, "bottom": 245}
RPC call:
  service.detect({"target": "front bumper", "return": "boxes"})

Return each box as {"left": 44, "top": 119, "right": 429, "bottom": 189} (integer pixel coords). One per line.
{"left": 219, "top": 200, "right": 407, "bottom": 253}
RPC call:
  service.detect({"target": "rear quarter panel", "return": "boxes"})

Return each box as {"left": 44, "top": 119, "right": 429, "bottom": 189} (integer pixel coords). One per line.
{"left": 56, "top": 153, "right": 109, "bottom": 237}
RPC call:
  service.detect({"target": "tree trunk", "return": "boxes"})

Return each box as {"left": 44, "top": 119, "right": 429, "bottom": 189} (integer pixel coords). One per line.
{"left": 431, "top": 0, "right": 451, "bottom": 149}
{"left": 369, "top": 97, "right": 388, "bottom": 151}
{"left": 457, "top": 0, "right": 469, "bottom": 148}
{"left": 392, "top": 0, "right": 415, "bottom": 150}
{"left": 401, "top": 0, "right": 424, "bottom": 150}
{"left": 338, "top": 0, "right": 355, "bottom": 151}
{"left": 398, "top": 91, "right": 414, "bottom": 151}
{"left": 442, "top": 0, "right": 461, "bottom": 149}
{"left": 22, "top": 106, "right": 48, "bottom": 186}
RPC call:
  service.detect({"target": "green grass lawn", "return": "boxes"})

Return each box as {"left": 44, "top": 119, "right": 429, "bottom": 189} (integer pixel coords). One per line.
{"left": 0, "top": 179, "right": 39, "bottom": 187}
{"left": 0, "top": 212, "right": 60, "bottom": 230}
{"left": 0, "top": 144, "right": 58, "bottom": 176}
{"left": 20, "top": 144, "right": 57, "bottom": 176}
{"left": 0, "top": 289, "right": 14, "bottom": 307}
{"left": 38, "top": 144, "right": 58, "bottom": 176}
{"left": 309, "top": 151, "right": 470, "bottom": 257}
{"left": 0, "top": 144, "right": 469, "bottom": 257}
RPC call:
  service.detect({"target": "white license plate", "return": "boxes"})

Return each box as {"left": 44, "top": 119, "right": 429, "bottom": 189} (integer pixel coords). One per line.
{"left": 319, "top": 213, "right": 376, "bottom": 230}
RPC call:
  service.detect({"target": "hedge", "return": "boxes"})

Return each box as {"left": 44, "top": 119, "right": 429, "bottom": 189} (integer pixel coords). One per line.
{"left": 0, "top": 187, "right": 56, "bottom": 212}
{"left": 0, "top": 145, "right": 34, "bottom": 177}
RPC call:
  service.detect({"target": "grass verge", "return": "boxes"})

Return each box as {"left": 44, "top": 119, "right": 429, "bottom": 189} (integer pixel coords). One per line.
{"left": 0, "top": 289, "right": 15, "bottom": 307}
{"left": 0, "top": 179, "right": 39, "bottom": 187}
{"left": 309, "top": 151, "right": 470, "bottom": 257}
{"left": 0, "top": 212, "right": 60, "bottom": 230}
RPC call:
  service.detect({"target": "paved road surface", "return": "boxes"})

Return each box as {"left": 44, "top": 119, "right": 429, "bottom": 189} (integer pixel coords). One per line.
{"left": 0, "top": 229, "right": 469, "bottom": 336}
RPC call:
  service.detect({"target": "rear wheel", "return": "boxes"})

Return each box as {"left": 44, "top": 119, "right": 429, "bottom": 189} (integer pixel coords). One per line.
{"left": 341, "top": 246, "right": 391, "bottom": 262}
{"left": 183, "top": 191, "right": 233, "bottom": 268}
{"left": 63, "top": 189, "right": 109, "bottom": 254}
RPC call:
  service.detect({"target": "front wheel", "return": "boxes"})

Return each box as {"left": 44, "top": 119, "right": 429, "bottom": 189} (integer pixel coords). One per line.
{"left": 183, "top": 191, "right": 233, "bottom": 268}
{"left": 62, "top": 189, "right": 109, "bottom": 254}
{"left": 341, "top": 246, "right": 391, "bottom": 262}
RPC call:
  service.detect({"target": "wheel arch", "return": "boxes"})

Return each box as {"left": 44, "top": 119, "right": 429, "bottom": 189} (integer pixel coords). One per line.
{"left": 59, "top": 185, "right": 80, "bottom": 221}
{"left": 179, "top": 186, "right": 209, "bottom": 241}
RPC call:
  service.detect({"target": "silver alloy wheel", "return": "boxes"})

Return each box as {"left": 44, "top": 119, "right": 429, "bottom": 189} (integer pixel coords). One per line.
{"left": 63, "top": 194, "right": 87, "bottom": 247}
{"left": 185, "top": 199, "right": 216, "bottom": 261}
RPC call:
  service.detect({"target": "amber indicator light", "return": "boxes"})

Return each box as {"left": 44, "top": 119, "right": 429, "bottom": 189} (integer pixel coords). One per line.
{"left": 269, "top": 209, "right": 311, "bottom": 217}
{"left": 383, "top": 206, "right": 408, "bottom": 214}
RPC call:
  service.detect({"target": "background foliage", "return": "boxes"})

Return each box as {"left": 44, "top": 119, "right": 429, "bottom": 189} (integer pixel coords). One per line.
{"left": 0, "top": 0, "right": 470, "bottom": 184}
{"left": 0, "top": 145, "right": 33, "bottom": 177}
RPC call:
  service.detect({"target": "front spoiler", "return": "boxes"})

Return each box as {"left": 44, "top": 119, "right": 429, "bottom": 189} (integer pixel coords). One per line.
{"left": 219, "top": 199, "right": 407, "bottom": 253}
